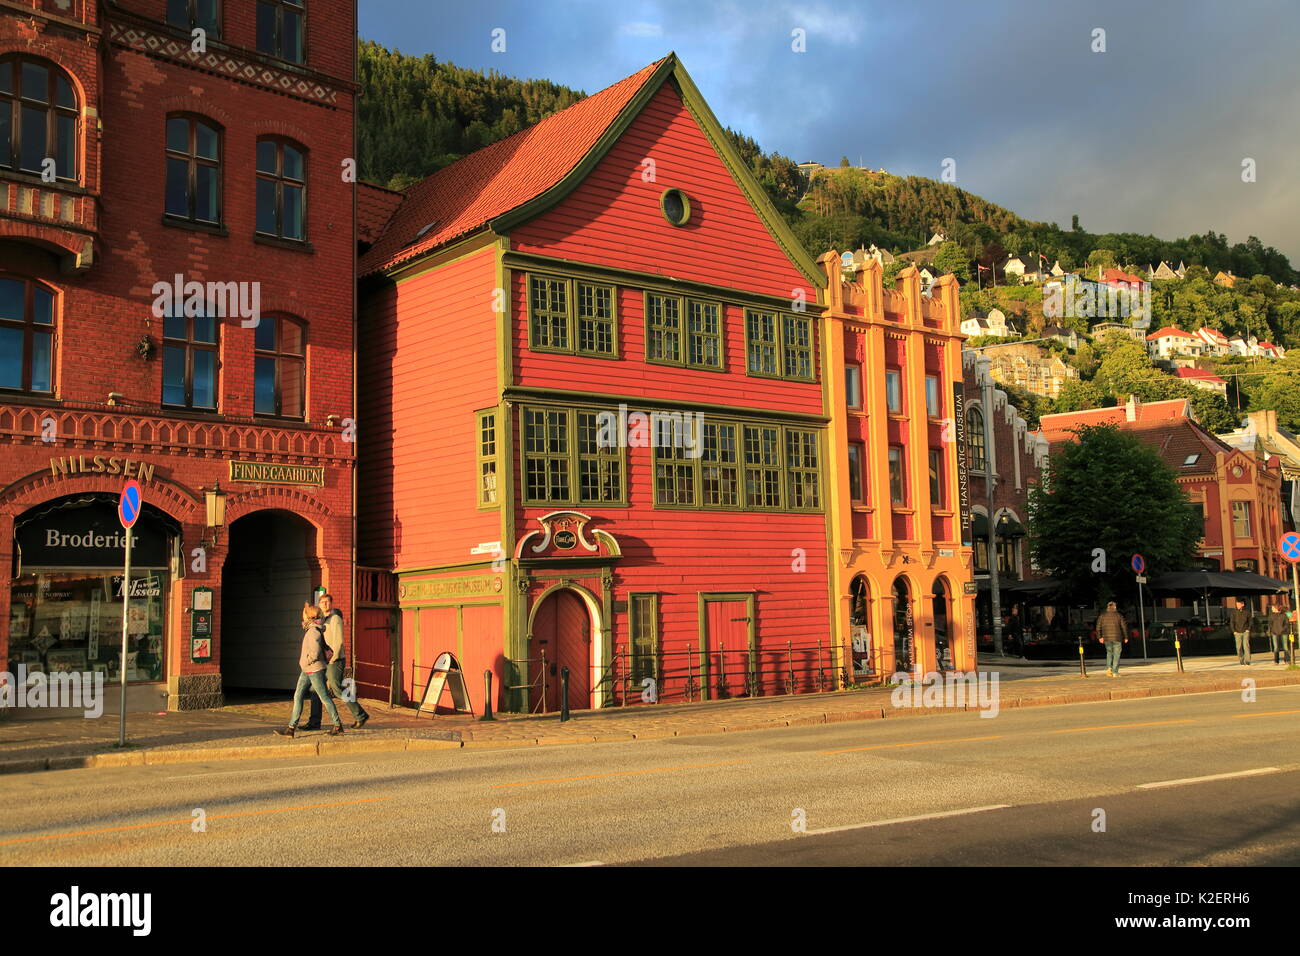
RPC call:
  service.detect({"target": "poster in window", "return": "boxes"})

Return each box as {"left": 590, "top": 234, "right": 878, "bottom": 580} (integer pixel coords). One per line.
{"left": 9, "top": 605, "right": 29, "bottom": 639}
{"left": 128, "top": 603, "right": 148, "bottom": 636}
{"left": 46, "top": 648, "right": 86, "bottom": 674}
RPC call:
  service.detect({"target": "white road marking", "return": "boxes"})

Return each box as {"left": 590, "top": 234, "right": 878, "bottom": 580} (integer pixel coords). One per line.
{"left": 804, "top": 804, "right": 1011, "bottom": 835}
{"left": 164, "top": 764, "right": 326, "bottom": 780}
{"left": 1137, "top": 767, "right": 1282, "bottom": 790}
{"left": 560, "top": 860, "right": 605, "bottom": 867}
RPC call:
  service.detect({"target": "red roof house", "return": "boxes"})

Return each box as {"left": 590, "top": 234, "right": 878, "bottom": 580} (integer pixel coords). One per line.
{"left": 357, "top": 55, "right": 832, "bottom": 714}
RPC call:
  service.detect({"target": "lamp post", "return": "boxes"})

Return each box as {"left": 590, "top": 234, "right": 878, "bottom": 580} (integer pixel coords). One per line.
{"left": 982, "top": 366, "right": 1004, "bottom": 656}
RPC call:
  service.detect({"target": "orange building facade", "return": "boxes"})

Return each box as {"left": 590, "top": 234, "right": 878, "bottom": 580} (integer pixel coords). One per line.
{"left": 822, "top": 256, "right": 976, "bottom": 679}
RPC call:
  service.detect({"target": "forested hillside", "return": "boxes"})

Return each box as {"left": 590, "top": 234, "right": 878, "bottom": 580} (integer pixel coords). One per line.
{"left": 356, "top": 42, "right": 1299, "bottom": 285}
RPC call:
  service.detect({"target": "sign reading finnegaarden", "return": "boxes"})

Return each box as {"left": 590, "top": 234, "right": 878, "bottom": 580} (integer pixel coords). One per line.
{"left": 229, "top": 461, "right": 325, "bottom": 486}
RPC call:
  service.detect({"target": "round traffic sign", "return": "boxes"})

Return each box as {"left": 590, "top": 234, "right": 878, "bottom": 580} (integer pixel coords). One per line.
{"left": 1131, "top": 553, "right": 1145, "bottom": 574}
{"left": 118, "top": 479, "right": 143, "bottom": 529}
{"left": 1280, "top": 532, "right": 1300, "bottom": 564}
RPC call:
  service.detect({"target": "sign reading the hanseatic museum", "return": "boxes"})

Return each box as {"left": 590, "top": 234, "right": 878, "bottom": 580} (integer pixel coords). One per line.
{"left": 229, "top": 461, "right": 325, "bottom": 486}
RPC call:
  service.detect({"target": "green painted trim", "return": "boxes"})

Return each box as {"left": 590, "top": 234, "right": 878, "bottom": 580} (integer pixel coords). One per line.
{"left": 659, "top": 187, "right": 691, "bottom": 227}
{"left": 643, "top": 290, "right": 726, "bottom": 372}
{"left": 387, "top": 230, "right": 499, "bottom": 285}
{"left": 395, "top": 560, "right": 499, "bottom": 576}
{"left": 667, "top": 64, "right": 825, "bottom": 289}
{"left": 475, "top": 408, "right": 502, "bottom": 511}
{"left": 503, "top": 384, "right": 830, "bottom": 425}
{"left": 501, "top": 251, "right": 825, "bottom": 315}
{"left": 523, "top": 271, "right": 620, "bottom": 359}
{"left": 626, "top": 592, "right": 661, "bottom": 683}
{"left": 518, "top": 556, "right": 620, "bottom": 570}
{"left": 517, "top": 403, "right": 630, "bottom": 508}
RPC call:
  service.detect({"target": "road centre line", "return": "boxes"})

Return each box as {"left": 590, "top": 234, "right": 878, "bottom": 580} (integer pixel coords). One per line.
{"left": 491, "top": 759, "right": 747, "bottom": 789}
{"left": 0, "top": 797, "right": 390, "bottom": 847}
{"left": 819, "top": 734, "right": 1002, "bottom": 755}
{"left": 1232, "top": 709, "right": 1300, "bottom": 718}
{"left": 1049, "top": 719, "right": 1196, "bottom": 734}
{"left": 1137, "top": 768, "right": 1282, "bottom": 790}
{"left": 804, "top": 804, "right": 1012, "bottom": 835}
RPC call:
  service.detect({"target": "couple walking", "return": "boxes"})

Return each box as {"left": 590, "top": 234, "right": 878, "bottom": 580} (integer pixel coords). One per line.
{"left": 274, "top": 593, "right": 370, "bottom": 737}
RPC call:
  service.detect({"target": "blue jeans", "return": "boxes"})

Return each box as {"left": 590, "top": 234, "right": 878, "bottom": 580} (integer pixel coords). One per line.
{"left": 290, "top": 671, "right": 340, "bottom": 728}
{"left": 1104, "top": 641, "right": 1122, "bottom": 673}
{"left": 308, "top": 659, "right": 368, "bottom": 723}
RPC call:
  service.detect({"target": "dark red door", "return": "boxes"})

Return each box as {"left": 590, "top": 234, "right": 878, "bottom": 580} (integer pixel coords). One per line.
{"left": 354, "top": 607, "right": 394, "bottom": 704}
{"left": 705, "top": 599, "right": 750, "bottom": 699}
{"left": 530, "top": 590, "right": 591, "bottom": 713}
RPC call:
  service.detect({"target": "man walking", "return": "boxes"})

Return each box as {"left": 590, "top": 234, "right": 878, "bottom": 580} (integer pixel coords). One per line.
{"left": 301, "top": 592, "right": 370, "bottom": 729}
{"left": 1230, "top": 598, "right": 1253, "bottom": 666}
{"left": 1095, "top": 600, "right": 1128, "bottom": 677}
{"left": 1267, "top": 601, "right": 1290, "bottom": 665}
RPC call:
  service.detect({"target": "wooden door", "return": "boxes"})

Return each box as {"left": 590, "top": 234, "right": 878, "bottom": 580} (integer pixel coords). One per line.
{"left": 530, "top": 590, "right": 591, "bottom": 713}
{"left": 704, "top": 599, "right": 751, "bottom": 699}
{"left": 354, "top": 607, "right": 394, "bottom": 705}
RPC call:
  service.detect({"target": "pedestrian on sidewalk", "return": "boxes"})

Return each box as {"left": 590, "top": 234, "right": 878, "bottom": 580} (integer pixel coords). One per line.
{"left": 275, "top": 603, "right": 343, "bottom": 737}
{"left": 1095, "top": 601, "right": 1128, "bottom": 677}
{"left": 1267, "top": 601, "right": 1290, "bottom": 665}
{"left": 300, "top": 593, "right": 370, "bottom": 730}
{"left": 1230, "top": 599, "right": 1253, "bottom": 666}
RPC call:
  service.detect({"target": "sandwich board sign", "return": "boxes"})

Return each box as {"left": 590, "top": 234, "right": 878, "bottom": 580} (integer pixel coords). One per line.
{"left": 417, "top": 651, "right": 474, "bottom": 717}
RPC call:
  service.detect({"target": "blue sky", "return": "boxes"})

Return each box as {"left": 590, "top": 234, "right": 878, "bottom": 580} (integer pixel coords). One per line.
{"left": 359, "top": 0, "right": 1300, "bottom": 262}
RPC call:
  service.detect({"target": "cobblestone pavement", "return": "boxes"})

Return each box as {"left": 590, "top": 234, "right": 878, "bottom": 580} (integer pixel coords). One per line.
{"left": 2, "top": 654, "right": 1296, "bottom": 773}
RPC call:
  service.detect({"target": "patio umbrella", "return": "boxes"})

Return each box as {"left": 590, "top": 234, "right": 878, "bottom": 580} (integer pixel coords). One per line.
{"left": 1146, "top": 569, "right": 1289, "bottom": 625}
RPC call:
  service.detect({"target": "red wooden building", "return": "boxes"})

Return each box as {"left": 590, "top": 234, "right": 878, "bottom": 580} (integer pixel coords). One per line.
{"left": 1, "top": 0, "right": 357, "bottom": 710}
{"left": 357, "top": 55, "right": 835, "bottom": 714}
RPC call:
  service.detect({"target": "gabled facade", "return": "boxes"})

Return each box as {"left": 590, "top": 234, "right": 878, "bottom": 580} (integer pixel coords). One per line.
{"left": 822, "top": 257, "right": 974, "bottom": 680}
{"left": 1146, "top": 326, "right": 1202, "bottom": 359}
{"left": 357, "top": 56, "right": 836, "bottom": 714}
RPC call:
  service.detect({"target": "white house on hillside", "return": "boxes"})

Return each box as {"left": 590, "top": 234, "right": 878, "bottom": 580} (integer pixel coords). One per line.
{"left": 1195, "top": 327, "right": 1231, "bottom": 356}
{"left": 1146, "top": 326, "right": 1204, "bottom": 359}
{"left": 962, "top": 308, "right": 1018, "bottom": 339}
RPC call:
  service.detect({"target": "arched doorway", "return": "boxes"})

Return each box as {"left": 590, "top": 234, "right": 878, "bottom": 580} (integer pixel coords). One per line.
{"left": 848, "top": 574, "right": 875, "bottom": 681}
{"left": 892, "top": 576, "right": 913, "bottom": 674}
{"left": 529, "top": 588, "right": 592, "bottom": 713}
{"left": 933, "top": 578, "right": 952, "bottom": 671}
{"left": 221, "top": 510, "right": 319, "bottom": 692}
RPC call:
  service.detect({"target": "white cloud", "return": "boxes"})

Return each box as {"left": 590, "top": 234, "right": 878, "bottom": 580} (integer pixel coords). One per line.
{"left": 619, "top": 21, "right": 664, "bottom": 37}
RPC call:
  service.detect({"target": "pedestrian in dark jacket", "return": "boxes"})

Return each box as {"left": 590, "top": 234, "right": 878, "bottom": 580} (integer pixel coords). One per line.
{"left": 1267, "top": 602, "right": 1291, "bottom": 665}
{"left": 275, "top": 603, "right": 342, "bottom": 737}
{"left": 1095, "top": 601, "right": 1128, "bottom": 677}
{"left": 1229, "top": 599, "right": 1252, "bottom": 666}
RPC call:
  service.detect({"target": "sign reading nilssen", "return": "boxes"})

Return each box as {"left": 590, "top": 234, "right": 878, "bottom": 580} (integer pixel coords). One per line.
{"left": 229, "top": 461, "right": 325, "bottom": 486}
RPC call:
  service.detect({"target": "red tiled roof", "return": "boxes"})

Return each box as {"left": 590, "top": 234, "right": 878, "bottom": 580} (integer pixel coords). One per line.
{"left": 1102, "top": 267, "right": 1144, "bottom": 285}
{"left": 1146, "top": 326, "right": 1194, "bottom": 340}
{"left": 1174, "top": 368, "right": 1226, "bottom": 383}
{"left": 1123, "top": 419, "right": 1233, "bottom": 474}
{"left": 357, "top": 182, "right": 404, "bottom": 246}
{"left": 359, "top": 59, "right": 667, "bottom": 276}
{"left": 1038, "top": 398, "right": 1189, "bottom": 443}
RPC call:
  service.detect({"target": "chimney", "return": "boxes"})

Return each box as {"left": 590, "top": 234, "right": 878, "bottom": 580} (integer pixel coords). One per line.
{"left": 1124, "top": 394, "right": 1139, "bottom": 422}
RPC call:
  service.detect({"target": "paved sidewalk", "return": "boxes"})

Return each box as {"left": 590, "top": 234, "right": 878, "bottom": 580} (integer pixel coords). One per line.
{"left": 2, "top": 655, "right": 1296, "bottom": 775}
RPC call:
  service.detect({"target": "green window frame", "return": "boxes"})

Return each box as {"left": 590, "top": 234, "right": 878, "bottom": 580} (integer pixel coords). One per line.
{"left": 644, "top": 293, "right": 723, "bottom": 371}
{"left": 785, "top": 429, "right": 820, "bottom": 511}
{"left": 746, "top": 309, "right": 817, "bottom": 382}
{"left": 521, "top": 405, "right": 626, "bottom": 506}
{"left": 476, "top": 409, "right": 499, "bottom": 508}
{"left": 628, "top": 593, "right": 660, "bottom": 684}
{"left": 649, "top": 415, "right": 819, "bottom": 513}
{"left": 527, "top": 273, "right": 618, "bottom": 358}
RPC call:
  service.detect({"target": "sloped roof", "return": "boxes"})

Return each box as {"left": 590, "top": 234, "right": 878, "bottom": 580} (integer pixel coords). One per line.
{"left": 1039, "top": 398, "right": 1190, "bottom": 443}
{"left": 1124, "top": 419, "right": 1233, "bottom": 475}
{"left": 359, "top": 59, "right": 667, "bottom": 276}
{"left": 357, "top": 182, "right": 404, "bottom": 246}
{"left": 1102, "top": 267, "right": 1144, "bottom": 285}
{"left": 1174, "top": 367, "right": 1226, "bottom": 384}
{"left": 1196, "top": 327, "right": 1229, "bottom": 343}
{"left": 1147, "top": 326, "right": 1195, "bottom": 340}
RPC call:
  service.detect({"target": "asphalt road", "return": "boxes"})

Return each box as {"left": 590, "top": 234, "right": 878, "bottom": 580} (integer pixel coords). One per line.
{"left": 3, "top": 685, "right": 1298, "bottom": 867}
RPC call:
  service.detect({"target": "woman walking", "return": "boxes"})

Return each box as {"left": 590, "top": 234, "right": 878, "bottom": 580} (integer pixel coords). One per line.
{"left": 275, "top": 603, "right": 343, "bottom": 736}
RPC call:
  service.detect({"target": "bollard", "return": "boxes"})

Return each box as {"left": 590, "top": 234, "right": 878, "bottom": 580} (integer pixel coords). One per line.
{"left": 481, "top": 669, "right": 495, "bottom": 721}
{"left": 560, "top": 666, "right": 570, "bottom": 722}
{"left": 1078, "top": 635, "right": 1087, "bottom": 678}
{"left": 1175, "top": 632, "right": 1185, "bottom": 673}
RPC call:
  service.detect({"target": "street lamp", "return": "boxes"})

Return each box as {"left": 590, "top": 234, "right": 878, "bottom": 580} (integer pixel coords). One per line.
{"left": 204, "top": 482, "right": 226, "bottom": 548}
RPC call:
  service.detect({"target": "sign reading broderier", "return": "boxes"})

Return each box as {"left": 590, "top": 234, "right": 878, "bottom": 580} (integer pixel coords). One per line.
{"left": 229, "top": 460, "right": 325, "bottom": 486}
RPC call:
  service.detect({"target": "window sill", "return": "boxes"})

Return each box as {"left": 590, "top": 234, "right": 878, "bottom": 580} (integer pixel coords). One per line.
{"left": 0, "top": 169, "right": 89, "bottom": 195}
{"left": 162, "top": 215, "right": 228, "bottom": 237}
{"left": 0, "top": 391, "right": 61, "bottom": 406}
{"left": 254, "top": 234, "right": 314, "bottom": 254}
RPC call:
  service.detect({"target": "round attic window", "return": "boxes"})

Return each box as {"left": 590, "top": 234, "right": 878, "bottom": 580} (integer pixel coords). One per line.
{"left": 660, "top": 188, "right": 691, "bottom": 226}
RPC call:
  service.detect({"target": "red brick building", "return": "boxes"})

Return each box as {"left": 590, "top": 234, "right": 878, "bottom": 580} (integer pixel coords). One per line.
{"left": 962, "top": 352, "right": 1049, "bottom": 639}
{"left": 1, "top": 0, "right": 356, "bottom": 710}
{"left": 357, "top": 55, "right": 834, "bottom": 714}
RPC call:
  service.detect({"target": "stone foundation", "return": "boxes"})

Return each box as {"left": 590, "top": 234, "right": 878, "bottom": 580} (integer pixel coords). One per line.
{"left": 168, "top": 673, "right": 224, "bottom": 711}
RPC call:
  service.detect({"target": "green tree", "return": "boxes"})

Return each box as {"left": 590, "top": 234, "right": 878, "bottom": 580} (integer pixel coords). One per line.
{"left": 1053, "top": 379, "right": 1105, "bottom": 413}
{"left": 932, "top": 240, "right": 972, "bottom": 282}
{"left": 1029, "top": 425, "right": 1201, "bottom": 609}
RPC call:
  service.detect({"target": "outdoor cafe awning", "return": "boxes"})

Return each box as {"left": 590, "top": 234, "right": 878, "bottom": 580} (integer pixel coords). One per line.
{"left": 1146, "top": 569, "right": 1289, "bottom": 597}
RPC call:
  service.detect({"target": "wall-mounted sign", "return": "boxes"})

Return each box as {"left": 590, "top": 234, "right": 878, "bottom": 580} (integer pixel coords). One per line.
{"left": 399, "top": 574, "right": 504, "bottom": 603}
{"left": 191, "top": 585, "right": 213, "bottom": 662}
{"left": 229, "top": 461, "right": 325, "bottom": 486}
{"left": 963, "top": 581, "right": 978, "bottom": 595}
{"left": 16, "top": 499, "right": 170, "bottom": 570}
{"left": 49, "top": 456, "right": 159, "bottom": 484}
{"left": 554, "top": 530, "right": 577, "bottom": 550}
{"left": 952, "top": 382, "right": 972, "bottom": 547}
